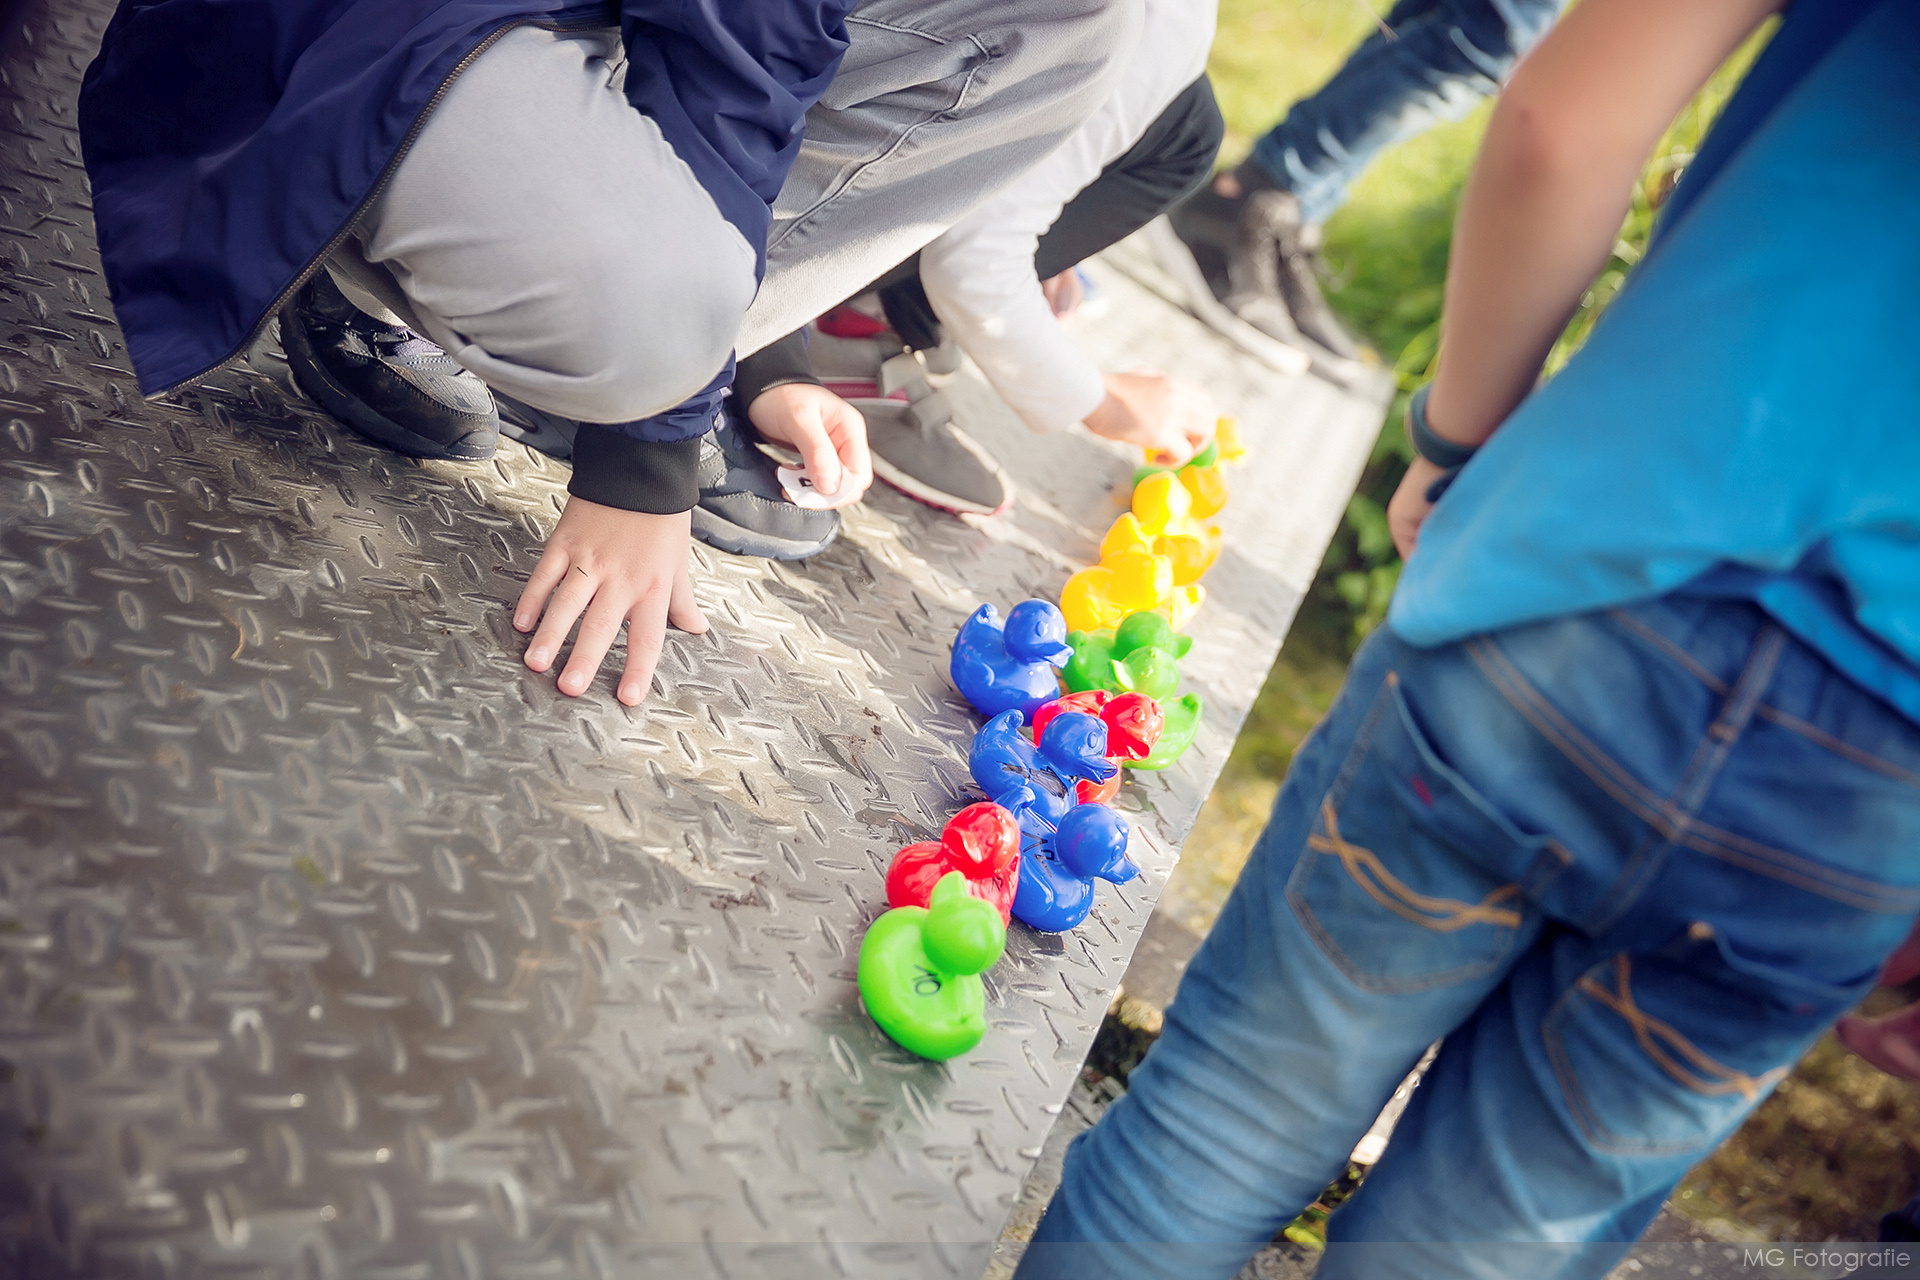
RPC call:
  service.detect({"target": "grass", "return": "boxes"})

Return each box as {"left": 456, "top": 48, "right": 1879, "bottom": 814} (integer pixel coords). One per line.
{"left": 1156, "top": 0, "right": 1919, "bottom": 1245}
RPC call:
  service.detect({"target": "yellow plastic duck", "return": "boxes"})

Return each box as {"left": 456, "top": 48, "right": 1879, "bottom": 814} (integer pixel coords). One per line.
{"left": 1061, "top": 549, "right": 1173, "bottom": 632}
{"left": 1062, "top": 485, "right": 1210, "bottom": 632}
{"left": 1178, "top": 464, "right": 1228, "bottom": 519}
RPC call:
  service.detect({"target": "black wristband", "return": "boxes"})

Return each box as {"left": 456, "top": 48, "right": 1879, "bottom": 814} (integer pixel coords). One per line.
{"left": 1405, "top": 384, "right": 1479, "bottom": 471}
{"left": 566, "top": 427, "right": 704, "bottom": 514}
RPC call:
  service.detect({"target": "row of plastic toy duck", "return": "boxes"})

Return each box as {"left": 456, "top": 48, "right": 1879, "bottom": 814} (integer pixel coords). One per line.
{"left": 859, "top": 423, "right": 1249, "bottom": 1061}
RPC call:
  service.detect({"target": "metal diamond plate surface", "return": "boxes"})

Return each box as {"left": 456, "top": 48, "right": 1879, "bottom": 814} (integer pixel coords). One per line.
{"left": 0, "top": 6, "right": 1388, "bottom": 1277}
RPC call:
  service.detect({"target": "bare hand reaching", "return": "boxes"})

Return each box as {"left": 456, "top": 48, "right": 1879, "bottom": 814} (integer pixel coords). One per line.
{"left": 1083, "top": 371, "right": 1215, "bottom": 468}
{"left": 514, "top": 497, "right": 708, "bottom": 706}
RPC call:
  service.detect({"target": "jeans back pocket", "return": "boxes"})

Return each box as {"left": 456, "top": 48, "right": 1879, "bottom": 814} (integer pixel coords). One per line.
{"left": 1544, "top": 932, "right": 1874, "bottom": 1158}
{"left": 1286, "top": 672, "right": 1566, "bottom": 994}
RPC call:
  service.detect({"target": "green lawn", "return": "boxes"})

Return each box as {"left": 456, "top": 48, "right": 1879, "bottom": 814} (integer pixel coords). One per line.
{"left": 1153, "top": 1, "right": 1918, "bottom": 1243}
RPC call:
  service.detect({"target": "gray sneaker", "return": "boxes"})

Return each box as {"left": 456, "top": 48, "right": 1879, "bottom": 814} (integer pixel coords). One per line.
{"left": 850, "top": 391, "right": 1012, "bottom": 517}
{"left": 690, "top": 418, "right": 841, "bottom": 559}
{"left": 498, "top": 393, "right": 838, "bottom": 560}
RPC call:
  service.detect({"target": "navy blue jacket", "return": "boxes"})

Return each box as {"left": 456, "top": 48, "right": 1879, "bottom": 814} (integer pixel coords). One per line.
{"left": 80, "top": 0, "right": 852, "bottom": 508}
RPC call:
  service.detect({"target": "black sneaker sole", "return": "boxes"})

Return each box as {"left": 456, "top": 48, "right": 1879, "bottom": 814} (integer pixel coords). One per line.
{"left": 279, "top": 314, "right": 498, "bottom": 462}
{"left": 691, "top": 504, "right": 840, "bottom": 561}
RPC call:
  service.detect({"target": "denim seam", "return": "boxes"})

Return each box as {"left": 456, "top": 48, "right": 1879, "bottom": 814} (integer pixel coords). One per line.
{"left": 1674, "top": 827, "right": 1920, "bottom": 913}
{"left": 1467, "top": 637, "right": 1673, "bottom": 827}
{"left": 1467, "top": 636, "right": 1920, "bottom": 912}
{"left": 1319, "top": 670, "right": 1398, "bottom": 813}
{"left": 1607, "top": 608, "right": 1920, "bottom": 790}
{"left": 1660, "top": 627, "right": 1785, "bottom": 841}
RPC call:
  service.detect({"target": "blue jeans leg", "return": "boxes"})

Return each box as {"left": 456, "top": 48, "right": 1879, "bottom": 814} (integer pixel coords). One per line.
{"left": 1018, "top": 627, "right": 1560, "bottom": 1278}
{"left": 1017, "top": 599, "right": 1920, "bottom": 1280}
{"left": 1248, "top": 0, "right": 1569, "bottom": 224}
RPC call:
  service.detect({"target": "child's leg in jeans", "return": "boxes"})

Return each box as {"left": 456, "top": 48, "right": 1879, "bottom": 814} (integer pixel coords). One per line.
{"left": 1016, "top": 626, "right": 1555, "bottom": 1279}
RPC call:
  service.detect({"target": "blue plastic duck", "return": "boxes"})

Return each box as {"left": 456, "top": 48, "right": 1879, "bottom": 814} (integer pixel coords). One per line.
{"left": 1011, "top": 803, "right": 1139, "bottom": 932}
{"left": 969, "top": 709, "right": 1116, "bottom": 833}
{"left": 951, "top": 600, "right": 1073, "bottom": 718}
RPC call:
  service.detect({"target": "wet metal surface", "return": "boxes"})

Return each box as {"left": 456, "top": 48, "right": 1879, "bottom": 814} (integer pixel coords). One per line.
{"left": 0, "top": 5, "right": 1388, "bottom": 1277}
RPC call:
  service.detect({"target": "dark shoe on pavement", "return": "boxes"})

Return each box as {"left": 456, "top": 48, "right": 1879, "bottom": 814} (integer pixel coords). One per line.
{"left": 495, "top": 391, "right": 579, "bottom": 460}
{"left": 499, "top": 393, "right": 832, "bottom": 559}
{"left": 1251, "top": 191, "right": 1359, "bottom": 360}
{"left": 1169, "top": 176, "right": 1360, "bottom": 361}
{"left": 852, "top": 391, "right": 1012, "bottom": 517}
{"left": 282, "top": 272, "right": 498, "bottom": 459}
{"left": 692, "top": 417, "right": 841, "bottom": 559}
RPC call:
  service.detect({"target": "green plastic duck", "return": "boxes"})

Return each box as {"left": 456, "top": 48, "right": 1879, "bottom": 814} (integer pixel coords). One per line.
{"left": 858, "top": 871, "right": 1006, "bottom": 1060}
{"left": 1125, "top": 692, "right": 1203, "bottom": 771}
{"left": 1063, "top": 611, "right": 1194, "bottom": 696}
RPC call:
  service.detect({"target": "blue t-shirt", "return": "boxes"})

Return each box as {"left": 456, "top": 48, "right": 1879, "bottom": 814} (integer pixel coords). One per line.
{"left": 1389, "top": 0, "right": 1920, "bottom": 722}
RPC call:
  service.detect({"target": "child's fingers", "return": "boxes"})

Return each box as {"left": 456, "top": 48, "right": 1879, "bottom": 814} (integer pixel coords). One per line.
{"left": 830, "top": 402, "right": 873, "bottom": 499}
{"left": 524, "top": 571, "right": 597, "bottom": 673}
{"left": 619, "top": 589, "right": 672, "bottom": 706}
{"left": 557, "top": 589, "right": 630, "bottom": 697}
{"left": 668, "top": 560, "right": 708, "bottom": 636}
{"left": 1151, "top": 429, "right": 1195, "bottom": 469}
{"left": 796, "top": 410, "right": 844, "bottom": 498}
{"left": 514, "top": 545, "right": 572, "bottom": 633}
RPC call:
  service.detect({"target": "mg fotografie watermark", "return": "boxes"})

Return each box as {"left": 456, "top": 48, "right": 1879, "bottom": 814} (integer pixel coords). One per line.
{"left": 1743, "top": 1245, "right": 1915, "bottom": 1270}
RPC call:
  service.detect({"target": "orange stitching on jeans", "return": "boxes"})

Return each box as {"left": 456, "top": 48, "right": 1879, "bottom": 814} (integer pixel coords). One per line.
{"left": 1608, "top": 609, "right": 1920, "bottom": 791}
{"left": 1467, "top": 638, "right": 1676, "bottom": 829}
{"left": 1576, "top": 956, "right": 1786, "bottom": 1101}
{"left": 1307, "top": 801, "right": 1523, "bottom": 931}
{"left": 1608, "top": 610, "right": 1731, "bottom": 694}
{"left": 1471, "top": 637, "right": 1920, "bottom": 912}
{"left": 1673, "top": 825, "right": 1920, "bottom": 912}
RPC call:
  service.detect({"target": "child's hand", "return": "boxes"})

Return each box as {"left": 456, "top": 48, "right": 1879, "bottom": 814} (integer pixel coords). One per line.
{"left": 1041, "top": 268, "right": 1084, "bottom": 318}
{"left": 748, "top": 383, "right": 872, "bottom": 508}
{"left": 1387, "top": 456, "right": 1449, "bottom": 561}
{"left": 1083, "top": 372, "right": 1214, "bottom": 468}
{"left": 514, "top": 497, "right": 708, "bottom": 706}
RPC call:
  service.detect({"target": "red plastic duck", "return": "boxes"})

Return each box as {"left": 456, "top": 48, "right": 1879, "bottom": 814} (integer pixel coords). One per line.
{"left": 886, "top": 802, "right": 1023, "bottom": 924}
{"left": 1031, "top": 691, "right": 1163, "bottom": 804}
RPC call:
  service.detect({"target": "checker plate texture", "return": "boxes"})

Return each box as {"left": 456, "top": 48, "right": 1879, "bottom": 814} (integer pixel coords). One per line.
{"left": 0, "top": 5, "right": 1386, "bottom": 1277}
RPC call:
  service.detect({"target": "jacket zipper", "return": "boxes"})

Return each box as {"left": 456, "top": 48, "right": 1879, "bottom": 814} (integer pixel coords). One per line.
{"left": 152, "top": 15, "right": 604, "bottom": 400}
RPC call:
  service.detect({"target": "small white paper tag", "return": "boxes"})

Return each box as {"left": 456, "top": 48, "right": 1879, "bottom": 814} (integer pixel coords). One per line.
{"left": 777, "top": 465, "right": 849, "bottom": 510}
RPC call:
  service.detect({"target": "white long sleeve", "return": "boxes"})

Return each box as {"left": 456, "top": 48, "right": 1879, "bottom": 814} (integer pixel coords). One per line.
{"left": 917, "top": 0, "right": 1216, "bottom": 433}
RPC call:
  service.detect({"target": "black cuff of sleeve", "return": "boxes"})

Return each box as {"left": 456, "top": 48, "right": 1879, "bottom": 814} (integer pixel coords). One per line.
{"left": 734, "top": 330, "right": 821, "bottom": 409}
{"left": 566, "top": 427, "right": 704, "bottom": 514}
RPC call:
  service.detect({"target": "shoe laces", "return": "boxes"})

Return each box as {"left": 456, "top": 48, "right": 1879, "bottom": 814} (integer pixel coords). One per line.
{"left": 367, "top": 326, "right": 443, "bottom": 361}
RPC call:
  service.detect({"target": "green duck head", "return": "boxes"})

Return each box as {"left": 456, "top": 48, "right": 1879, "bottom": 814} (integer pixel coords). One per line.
{"left": 1113, "top": 646, "right": 1180, "bottom": 701}
{"left": 924, "top": 872, "right": 1005, "bottom": 976}
{"left": 1113, "top": 611, "right": 1192, "bottom": 661}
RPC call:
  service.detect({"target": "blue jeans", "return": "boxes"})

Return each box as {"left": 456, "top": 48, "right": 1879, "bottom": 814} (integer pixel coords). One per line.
{"left": 1249, "top": 0, "right": 1568, "bottom": 224}
{"left": 1016, "top": 596, "right": 1920, "bottom": 1279}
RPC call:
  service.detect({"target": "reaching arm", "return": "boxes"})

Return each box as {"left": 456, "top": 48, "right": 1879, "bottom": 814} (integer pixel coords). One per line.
{"left": 1391, "top": 0, "right": 1782, "bottom": 556}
